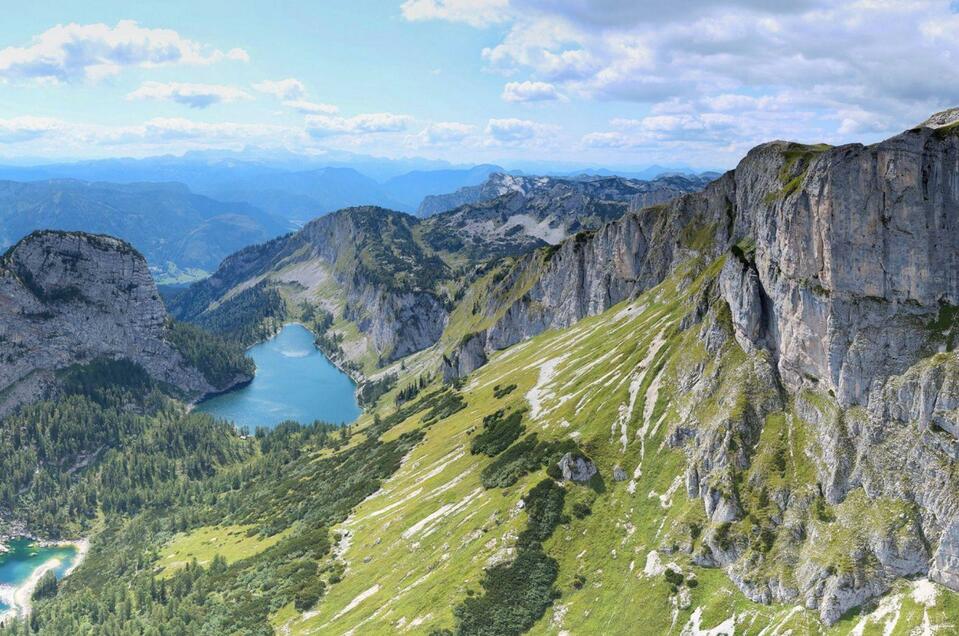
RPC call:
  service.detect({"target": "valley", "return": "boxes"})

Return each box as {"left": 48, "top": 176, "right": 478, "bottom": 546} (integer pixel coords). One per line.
{"left": 3, "top": 109, "right": 959, "bottom": 635}
{"left": 4, "top": 4, "right": 950, "bottom": 635}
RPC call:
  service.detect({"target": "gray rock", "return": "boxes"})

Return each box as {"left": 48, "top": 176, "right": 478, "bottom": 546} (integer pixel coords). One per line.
{"left": 440, "top": 332, "right": 488, "bottom": 381}
{"left": 0, "top": 231, "right": 221, "bottom": 416}
{"left": 558, "top": 453, "right": 597, "bottom": 483}
{"left": 612, "top": 465, "right": 627, "bottom": 481}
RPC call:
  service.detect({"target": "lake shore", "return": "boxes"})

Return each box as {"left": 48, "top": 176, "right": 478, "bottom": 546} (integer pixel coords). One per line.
{"left": 0, "top": 538, "right": 89, "bottom": 624}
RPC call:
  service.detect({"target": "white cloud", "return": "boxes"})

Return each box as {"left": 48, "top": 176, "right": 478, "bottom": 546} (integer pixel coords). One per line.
{"left": 400, "top": 0, "right": 510, "bottom": 27}
{"left": 0, "top": 115, "right": 305, "bottom": 155}
{"left": 126, "top": 81, "right": 252, "bottom": 109}
{"left": 252, "top": 78, "right": 306, "bottom": 100}
{"left": 461, "top": 0, "right": 959, "bottom": 162}
{"left": 0, "top": 116, "right": 63, "bottom": 143}
{"left": 128, "top": 118, "right": 292, "bottom": 143}
{"left": 283, "top": 99, "right": 339, "bottom": 114}
{"left": 419, "top": 121, "right": 476, "bottom": 144}
{"left": 253, "top": 80, "right": 340, "bottom": 115}
{"left": 0, "top": 20, "right": 247, "bottom": 83}
{"left": 305, "top": 113, "right": 413, "bottom": 137}
{"left": 501, "top": 80, "right": 563, "bottom": 102}
{"left": 485, "top": 117, "right": 554, "bottom": 144}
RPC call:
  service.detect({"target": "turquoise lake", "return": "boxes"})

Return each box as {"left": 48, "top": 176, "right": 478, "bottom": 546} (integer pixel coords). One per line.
{"left": 196, "top": 323, "right": 360, "bottom": 430}
{"left": 0, "top": 538, "right": 78, "bottom": 612}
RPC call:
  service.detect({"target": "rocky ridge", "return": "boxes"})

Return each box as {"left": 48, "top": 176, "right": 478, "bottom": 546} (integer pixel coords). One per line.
{"left": 0, "top": 231, "right": 234, "bottom": 415}
{"left": 417, "top": 172, "right": 712, "bottom": 219}
{"left": 419, "top": 173, "right": 712, "bottom": 261}
{"left": 435, "top": 110, "right": 959, "bottom": 623}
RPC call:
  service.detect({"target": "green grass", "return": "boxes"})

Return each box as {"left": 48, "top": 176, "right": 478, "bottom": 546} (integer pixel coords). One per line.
{"left": 262, "top": 253, "right": 959, "bottom": 635}
{"left": 156, "top": 524, "right": 290, "bottom": 577}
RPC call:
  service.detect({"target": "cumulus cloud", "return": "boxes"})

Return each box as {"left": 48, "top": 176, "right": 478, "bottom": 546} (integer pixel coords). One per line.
{"left": 0, "top": 116, "right": 63, "bottom": 143}
{"left": 501, "top": 80, "right": 563, "bottom": 102}
{"left": 485, "top": 117, "right": 555, "bottom": 145}
{"left": 400, "top": 0, "right": 510, "bottom": 28}
{"left": 0, "top": 20, "right": 248, "bottom": 83}
{"left": 283, "top": 100, "right": 339, "bottom": 114}
{"left": 252, "top": 78, "right": 306, "bottom": 100}
{"left": 418, "top": 121, "right": 476, "bottom": 144}
{"left": 305, "top": 113, "right": 413, "bottom": 137}
{"left": 126, "top": 81, "right": 252, "bottom": 109}
{"left": 454, "top": 0, "right": 959, "bottom": 161}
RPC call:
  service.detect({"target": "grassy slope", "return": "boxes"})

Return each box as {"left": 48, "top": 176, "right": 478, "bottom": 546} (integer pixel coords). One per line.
{"left": 157, "top": 524, "right": 291, "bottom": 577}
{"left": 254, "top": 257, "right": 959, "bottom": 635}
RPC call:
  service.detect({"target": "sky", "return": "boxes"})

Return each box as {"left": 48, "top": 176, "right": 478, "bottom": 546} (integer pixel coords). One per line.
{"left": 0, "top": 0, "right": 958, "bottom": 170}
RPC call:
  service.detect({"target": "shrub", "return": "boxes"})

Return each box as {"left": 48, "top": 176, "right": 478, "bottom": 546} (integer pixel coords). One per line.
{"left": 470, "top": 410, "right": 525, "bottom": 457}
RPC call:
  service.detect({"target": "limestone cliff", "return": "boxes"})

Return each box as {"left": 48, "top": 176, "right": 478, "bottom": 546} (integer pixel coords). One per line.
{"left": 0, "top": 231, "right": 236, "bottom": 415}
{"left": 438, "top": 110, "right": 959, "bottom": 623}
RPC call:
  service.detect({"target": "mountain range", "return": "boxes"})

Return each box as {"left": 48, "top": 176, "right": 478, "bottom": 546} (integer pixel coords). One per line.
{"left": 4, "top": 110, "right": 959, "bottom": 634}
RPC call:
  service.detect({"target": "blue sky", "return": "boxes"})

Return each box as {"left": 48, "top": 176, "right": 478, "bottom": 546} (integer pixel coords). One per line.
{"left": 1, "top": 1, "right": 958, "bottom": 170}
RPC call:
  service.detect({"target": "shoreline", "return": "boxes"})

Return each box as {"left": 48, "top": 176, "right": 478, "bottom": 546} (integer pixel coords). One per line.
{"left": 190, "top": 321, "right": 368, "bottom": 418}
{"left": 0, "top": 538, "right": 89, "bottom": 624}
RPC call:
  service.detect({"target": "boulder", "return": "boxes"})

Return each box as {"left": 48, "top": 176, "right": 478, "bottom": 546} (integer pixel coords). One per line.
{"left": 558, "top": 453, "right": 597, "bottom": 483}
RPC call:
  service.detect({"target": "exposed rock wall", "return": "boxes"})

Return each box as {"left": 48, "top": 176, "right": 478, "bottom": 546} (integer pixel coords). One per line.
{"left": 449, "top": 112, "right": 959, "bottom": 621}
{"left": 0, "top": 231, "right": 217, "bottom": 415}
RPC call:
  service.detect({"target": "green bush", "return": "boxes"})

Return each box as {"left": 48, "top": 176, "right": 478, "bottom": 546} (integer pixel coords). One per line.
{"left": 480, "top": 435, "right": 579, "bottom": 489}
{"left": 452, "top": 480, "right": 567, "bottom": 635}
{"left": 470, "top": 410, "right": 525, "bottom": 457}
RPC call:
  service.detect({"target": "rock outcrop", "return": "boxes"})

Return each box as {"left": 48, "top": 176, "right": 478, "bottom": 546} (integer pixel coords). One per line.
{"left": 443, "top": 109, "right": 959, "bottom": 623}
{"left": 0, "top": 231, "right": 222, "bottom": 415}
{"left": 558, "top": 452, "right": 598, "bottom": 483}
{"left": 440, "top": 332, "right": 488, "bottom": 382}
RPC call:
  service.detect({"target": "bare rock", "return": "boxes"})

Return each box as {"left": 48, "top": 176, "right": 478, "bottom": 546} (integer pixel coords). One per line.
{"left": 558, "top": 453, "right": 598, "bottom": 483}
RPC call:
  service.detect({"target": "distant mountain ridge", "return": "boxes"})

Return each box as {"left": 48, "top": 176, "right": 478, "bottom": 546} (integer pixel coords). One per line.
{"left": 417, "top": 172, "right": 714, "bottom": 218}
{"left": 0, "top": 179, "right": 290, "bottom": 282}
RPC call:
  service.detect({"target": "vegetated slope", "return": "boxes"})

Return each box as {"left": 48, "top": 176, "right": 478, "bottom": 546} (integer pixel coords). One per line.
{"left": 288, "top": 260, "right": 959, "bottom": 635}
{"left": 0, "top": 179, "right": 289, "bottom": 282}
{"left": 169, "top": 206, "right": 457, "bottom": 373}
{"left": 0, "top": 230, "right": 252, "bottom": 415}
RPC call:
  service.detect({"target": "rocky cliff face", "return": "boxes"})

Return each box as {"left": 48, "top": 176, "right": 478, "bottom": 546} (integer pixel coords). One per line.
{"left": 0, "top": 231, "right": 223, "bottom": 415}
{"left": 439, "top": 111, "right": 959, "bottom": 623}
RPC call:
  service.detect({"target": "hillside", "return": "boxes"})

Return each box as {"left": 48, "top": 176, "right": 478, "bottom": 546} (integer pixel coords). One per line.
{"left": 7, "top": 112, "right": 959, "bottom": 635}
{"left": 0, "top": 179, "right": 289, "bottom": 282}
{"left": 169, "top": 173, "right": 687, "bottom": 374}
